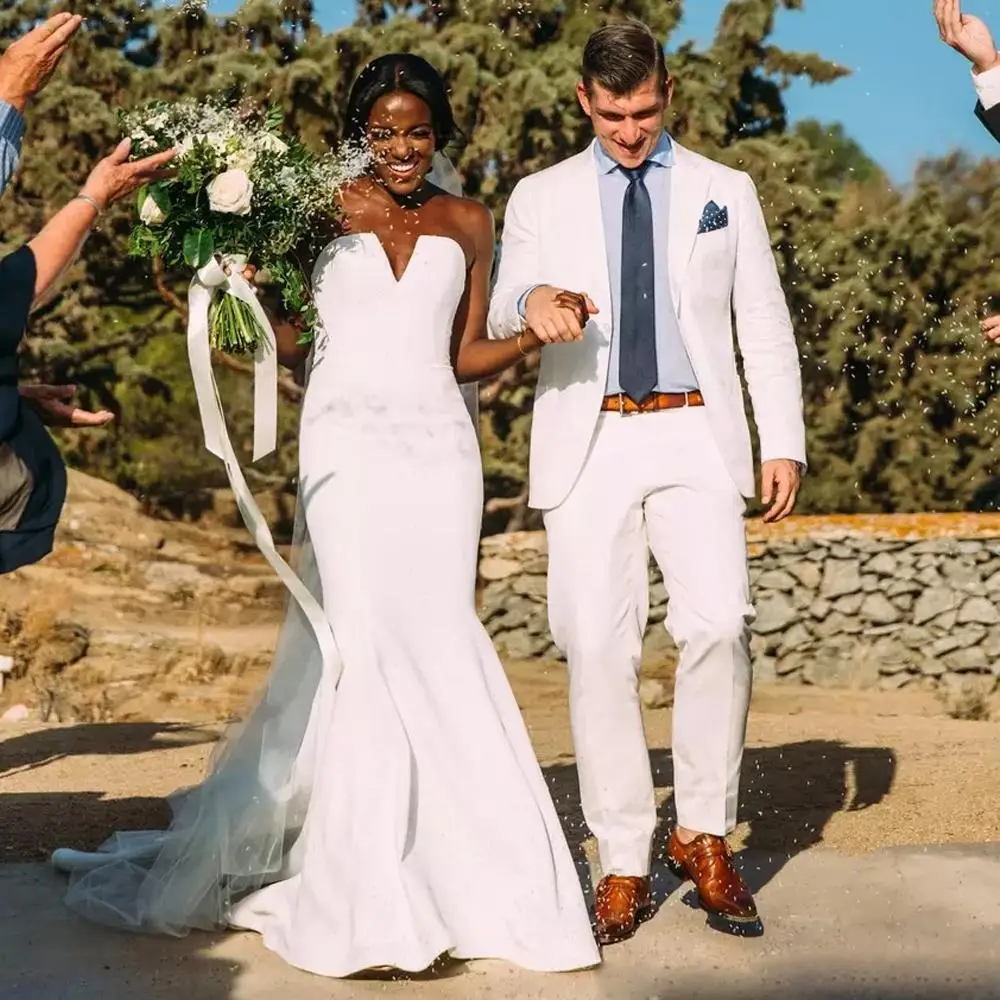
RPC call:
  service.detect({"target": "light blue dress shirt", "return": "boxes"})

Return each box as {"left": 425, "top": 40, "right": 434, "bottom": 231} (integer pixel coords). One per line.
{"left": 0, "top": 101, "right": 24, "bottom": 197}
{"left": 518, "top": 132, "right": 698, "bottom": 394}
{"left": 594, "top": 132, "right": 697, "bottom": 394}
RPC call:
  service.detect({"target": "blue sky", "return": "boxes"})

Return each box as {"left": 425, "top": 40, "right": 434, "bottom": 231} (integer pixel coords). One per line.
{"left": 211, "top": 0, "right": 1000, "bottom": 181}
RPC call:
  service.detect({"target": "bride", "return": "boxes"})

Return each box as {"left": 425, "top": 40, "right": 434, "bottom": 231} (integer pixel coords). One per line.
{"left": 51, "top": 54, "right": 601, "bottom": 977}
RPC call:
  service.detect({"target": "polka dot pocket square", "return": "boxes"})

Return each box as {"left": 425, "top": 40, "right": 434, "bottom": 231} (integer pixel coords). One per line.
{"left": 697, "top": 200, "right": 729, "bottom": 234}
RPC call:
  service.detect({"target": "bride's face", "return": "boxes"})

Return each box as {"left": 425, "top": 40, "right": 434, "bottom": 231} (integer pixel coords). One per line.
{"left": 367, "top": 91, "right": 436, "bottom": 197}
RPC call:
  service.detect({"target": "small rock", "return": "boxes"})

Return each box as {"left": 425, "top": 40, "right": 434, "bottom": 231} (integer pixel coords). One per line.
{"left": 511, "top": 574, "right": 547, "bottom": 600}
{"left": 912, "top": 587, "right": 959, "bottom": 626}
{"left": 865, "top": 552, "right": 899, "bottom": 576}
{"left": 941, "top": 560, "right": 986, "bottom": 594}
{"left": 639, "top": 678, "right": 671, "bottom": 710}
{"left": 919, "top": 656, "right": 947, "bottom": 677}
{"left": 809, "top": 597, "right": 832, "bottom": 620}
{"left": 860, "top": 593, "right": 902, "bottom": 625}
{"left": 497, "top": 631, "right": 551, "bottom": 660}
{"left": 478, "top": 556, "right": 522, "bottom": 582}
{"left": 0, "top": 703, "right": 30, "bottom": 724}
{"left": 944, "top": 646, "right": 990, "bottom": 673}
{"left": 788, "top": 561, "right": 822, "bottom": 590}
{"left": 755, "top": 569, "right": 798, "bottom": 593}
{"left": 956, "top": 596, "right": 1000, "bottom": 626}
{"left": 929, "top": 635, "right": 962, "bottom": 658}
{"left": 751, "top": 593, "right": 798, "bottom": 634}
{"left": 833, "top": 593, "right": 864, "bottom": 615}
{"left": 879, "top": 673, "right": 912, "bottom": 690}
{"left": 803, "top": 652, "right": 879, "bottom": 689}
{"left": 819, "top": 559, "right": 863, "bottom": 599}
{"left": 777, "top": 622, "right": 812, "bottom": 657}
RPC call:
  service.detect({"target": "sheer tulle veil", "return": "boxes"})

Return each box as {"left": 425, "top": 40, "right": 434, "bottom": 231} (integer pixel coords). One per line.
{"left": 51, "top": 153, "right": 477, "bottom": 934}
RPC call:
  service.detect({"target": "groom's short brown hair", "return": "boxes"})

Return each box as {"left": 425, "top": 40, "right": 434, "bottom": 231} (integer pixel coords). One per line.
{"left": 582, "top": 20, "right": 668, "bottom": 97}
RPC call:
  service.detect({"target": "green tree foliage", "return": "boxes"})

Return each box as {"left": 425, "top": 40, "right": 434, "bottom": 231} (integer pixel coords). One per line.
{"left": 2, "top": 0, "right": 999, "bottom": 530}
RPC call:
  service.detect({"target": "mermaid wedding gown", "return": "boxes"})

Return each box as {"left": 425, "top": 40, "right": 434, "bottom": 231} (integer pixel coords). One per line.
{"left": 52, "top": 232, "right": 600, "bottom": 977}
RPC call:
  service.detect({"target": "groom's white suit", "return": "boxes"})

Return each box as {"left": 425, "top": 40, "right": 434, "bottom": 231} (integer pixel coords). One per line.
{"left": 489, "top": 138, "right": 806, "bottom": 877}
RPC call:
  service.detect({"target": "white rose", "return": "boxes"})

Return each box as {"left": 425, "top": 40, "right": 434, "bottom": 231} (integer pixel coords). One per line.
{"left": 257, "top": 133, "right": 288, "bottom": 156}
{"left": 139, "top": 193, "right": 166, "bottom": 226}
{"left": 207, "top": 169, "right": 254, "bottom": 216}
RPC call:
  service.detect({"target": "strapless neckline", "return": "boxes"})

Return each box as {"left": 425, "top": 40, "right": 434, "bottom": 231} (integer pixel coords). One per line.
{"left": 343, "top": 231, "right": 466, "bottom": 286}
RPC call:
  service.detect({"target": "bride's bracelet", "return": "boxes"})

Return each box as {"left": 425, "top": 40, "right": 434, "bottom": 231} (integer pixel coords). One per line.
{"left": 517, "top": 332, "right": 530, "bottom": 357}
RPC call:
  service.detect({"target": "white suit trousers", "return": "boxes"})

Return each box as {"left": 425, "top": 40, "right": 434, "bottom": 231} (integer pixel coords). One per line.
{"left": 543, "top": 407, "right": 755, "bottom": 877}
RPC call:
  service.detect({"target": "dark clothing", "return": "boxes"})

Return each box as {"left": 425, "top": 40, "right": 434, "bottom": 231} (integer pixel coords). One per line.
{"left": 975, "top": 100, "right": 1000, "bottom": 143}
{"left": 0, "top": 245, "right": 67, "bottom": 572}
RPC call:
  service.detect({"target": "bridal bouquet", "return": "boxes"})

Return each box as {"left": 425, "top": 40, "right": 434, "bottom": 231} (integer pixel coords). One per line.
{"left": 118, "top": 97, "right": 371, "bottom": 355}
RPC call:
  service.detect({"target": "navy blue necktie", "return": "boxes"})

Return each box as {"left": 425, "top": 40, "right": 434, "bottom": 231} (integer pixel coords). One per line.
{"left": 619, "top": 163, "right": 657, "bottom": 404}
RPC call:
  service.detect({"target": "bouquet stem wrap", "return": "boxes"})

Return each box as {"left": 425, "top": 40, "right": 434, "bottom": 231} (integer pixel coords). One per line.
{"left": 186, "top": 255, "right": 340, "bottom": 684}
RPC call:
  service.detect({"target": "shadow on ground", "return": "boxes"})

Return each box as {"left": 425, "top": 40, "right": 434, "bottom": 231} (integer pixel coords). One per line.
{"left": 0, "top": 723, "right": 216, "bottom": 861}
{"left": 544, "top": 740, "right": 897, "bottom": 908}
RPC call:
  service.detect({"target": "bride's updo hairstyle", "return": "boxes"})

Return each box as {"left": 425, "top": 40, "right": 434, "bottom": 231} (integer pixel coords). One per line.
{"left": 343, "top": 53, "right": 458, "bottom": 150}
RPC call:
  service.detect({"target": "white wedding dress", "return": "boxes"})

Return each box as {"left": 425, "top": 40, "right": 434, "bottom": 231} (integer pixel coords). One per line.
{"left": 53, "top": 231, "right": 600, "bottom": 978}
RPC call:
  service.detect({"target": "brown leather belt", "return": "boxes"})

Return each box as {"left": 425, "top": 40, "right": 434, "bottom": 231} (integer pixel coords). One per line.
{"left": 600, "top": 390, "right": 705, "bottom": 415}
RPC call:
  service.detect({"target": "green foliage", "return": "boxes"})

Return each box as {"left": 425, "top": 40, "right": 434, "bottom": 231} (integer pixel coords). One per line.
{"left": 2, "top": 0, "right": 998, "bottom": 530}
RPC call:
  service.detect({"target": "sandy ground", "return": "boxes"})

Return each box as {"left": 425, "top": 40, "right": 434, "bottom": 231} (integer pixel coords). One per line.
{"left": 3, "top": 654, "right": 998, "bottom": 865}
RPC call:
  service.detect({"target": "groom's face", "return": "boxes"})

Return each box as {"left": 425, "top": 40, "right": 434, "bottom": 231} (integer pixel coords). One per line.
{"left": 577, "top": 72, "right": 673, "bottom": 170}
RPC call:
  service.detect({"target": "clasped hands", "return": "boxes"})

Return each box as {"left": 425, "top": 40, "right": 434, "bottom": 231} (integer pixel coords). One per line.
{"left": 522, "top": 285, "right": 599, "bottom": 346}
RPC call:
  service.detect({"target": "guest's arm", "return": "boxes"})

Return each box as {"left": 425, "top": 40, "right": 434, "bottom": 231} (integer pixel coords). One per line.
{"left": 0, "top": 13, "right": 82, "bottom": 197}
{"left": 933, "top": 1, "right": 1000, "bottom": 139}
{"left": 22, "top": 139, "right": 174, "bottom": 302}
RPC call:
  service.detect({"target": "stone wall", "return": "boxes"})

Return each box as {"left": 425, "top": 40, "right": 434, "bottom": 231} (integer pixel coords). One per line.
{"left": 477, "top": 515, "right": 1000, "bottom": 696}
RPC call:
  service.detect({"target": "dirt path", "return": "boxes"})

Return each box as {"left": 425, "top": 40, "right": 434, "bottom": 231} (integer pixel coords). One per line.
{"left": 3, "top": 662, "right": 998, "bottom": 864}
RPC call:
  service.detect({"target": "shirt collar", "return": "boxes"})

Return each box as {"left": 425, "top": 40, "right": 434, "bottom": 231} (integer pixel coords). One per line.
{"left": 593, "top": 130, "right": 674, "bottom": 175}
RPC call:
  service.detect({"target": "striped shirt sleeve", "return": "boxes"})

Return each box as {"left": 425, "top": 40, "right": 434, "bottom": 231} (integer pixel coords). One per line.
{"left": 0, "top": 101, "right": 25, "bottom": 196}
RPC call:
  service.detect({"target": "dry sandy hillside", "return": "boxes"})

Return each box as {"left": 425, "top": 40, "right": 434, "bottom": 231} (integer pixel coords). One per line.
{"left": 1, "top": 473, "right": 998, "bottom": 865}
{"left": 0, "top": 471, "right": 288, "bottom": 725}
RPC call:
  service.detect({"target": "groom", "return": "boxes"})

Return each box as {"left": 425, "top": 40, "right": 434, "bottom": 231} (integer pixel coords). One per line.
{"left": 489, "top": 20, "right": 805, "bottom": 942}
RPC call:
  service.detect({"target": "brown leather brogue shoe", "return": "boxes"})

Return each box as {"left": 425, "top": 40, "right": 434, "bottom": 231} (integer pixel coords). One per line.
{"left": 593, "top": 874, "right": 653, "bottom": 945}
{"left": 665, "top": 831, "right": 763, "bottom": 936}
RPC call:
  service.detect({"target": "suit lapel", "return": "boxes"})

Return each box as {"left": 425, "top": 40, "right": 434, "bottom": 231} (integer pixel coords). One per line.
{"left": 667, "top": 143, "right": 710, "bottom": 310}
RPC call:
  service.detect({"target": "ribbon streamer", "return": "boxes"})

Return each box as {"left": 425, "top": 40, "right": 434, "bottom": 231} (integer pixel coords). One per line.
{"left": 186, "top": 256, "right": 341, "bottom": 688}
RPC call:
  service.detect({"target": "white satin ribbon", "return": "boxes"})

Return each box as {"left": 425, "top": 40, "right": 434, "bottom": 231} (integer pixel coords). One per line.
{"left": 186, "top": 256, "right": 341, "bottom": 686}
{"left": 188, "top": 255, "right": 277, "bottom": 462}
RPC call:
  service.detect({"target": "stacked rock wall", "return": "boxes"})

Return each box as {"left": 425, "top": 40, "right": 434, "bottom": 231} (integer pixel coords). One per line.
{"left": 478, "top": 516, "right": 1000, "bottom": 694}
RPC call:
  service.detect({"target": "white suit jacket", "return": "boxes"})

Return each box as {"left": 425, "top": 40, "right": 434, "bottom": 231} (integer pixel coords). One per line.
{"left": 488, "top": 140, "right": 806, "bottom": 511}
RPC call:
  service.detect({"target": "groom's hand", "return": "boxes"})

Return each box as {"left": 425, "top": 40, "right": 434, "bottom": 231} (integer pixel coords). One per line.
{"left": 524, "top": 285, "right": 598, "bottom": 344}
{"left": 935, "top": 0, "right": 1000, "bottom": 73}
{"left": 760, "top": 459, "right": 801, "bottom": 523}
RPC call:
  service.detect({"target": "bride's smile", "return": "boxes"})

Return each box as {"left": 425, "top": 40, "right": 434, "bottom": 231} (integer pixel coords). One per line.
{"left": 366, "top": 91, "right": 437, "bottom": 196}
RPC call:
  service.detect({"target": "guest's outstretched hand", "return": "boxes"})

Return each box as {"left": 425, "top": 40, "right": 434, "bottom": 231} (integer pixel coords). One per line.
{"left": 982, "top": 314, "right": 1000, "bottom": 342}
{"left": 0, "top": 13, "right": 82, "bottom": 113}
{"left": 935, "top": 0, "right": 1000, "bottom": 73}
{"left": 79, "top": 139, "right": 177, "bottom": 213}
{"left": 19, "top": 384, "right": 114, "bottom": 428}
